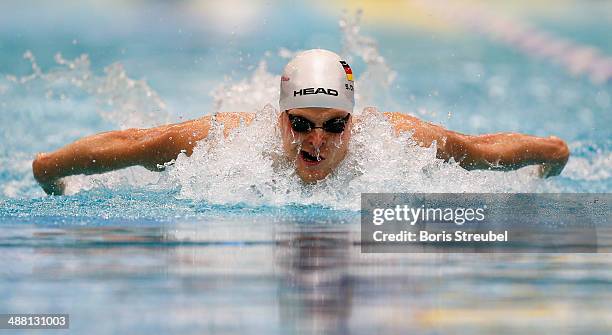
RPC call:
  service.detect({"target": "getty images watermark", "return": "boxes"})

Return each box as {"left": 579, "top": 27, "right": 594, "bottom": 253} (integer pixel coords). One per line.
{"left": 361, "top": 193, "right": 610, "bottom": 253}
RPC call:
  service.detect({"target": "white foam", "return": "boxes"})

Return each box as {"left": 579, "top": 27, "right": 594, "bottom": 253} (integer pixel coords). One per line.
{"left": 164, "top": 104, "right": 543, "bottom": 210}
{"left": 62, "top": 166, "right": 163, "bottom": 195}
{"left": 565, "top": 152, "right": 612, "bottom": 181}
{"left": 10, "top": 51, "right": 173, "bottom": 129}
{"left": 339, "top": 10, "right": 397, "bottom": 112}
{"left": 211, "top": 61, "right": 280, "bottom": 113}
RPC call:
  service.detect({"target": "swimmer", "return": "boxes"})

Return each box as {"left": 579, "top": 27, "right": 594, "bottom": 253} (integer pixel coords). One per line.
{"left": 32, "top": 49, "right": 569, "bottom": 195}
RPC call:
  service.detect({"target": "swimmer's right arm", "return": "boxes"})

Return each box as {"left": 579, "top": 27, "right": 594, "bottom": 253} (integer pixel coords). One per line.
{"left": 32, "top": 116, "right": 213, "bottom": 195}
{"left": 32, "top": 112, "right": 255, "bottom": 195}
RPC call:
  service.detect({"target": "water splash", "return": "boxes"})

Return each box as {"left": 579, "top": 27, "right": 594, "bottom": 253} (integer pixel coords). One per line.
{"left": 7, "top": 51, "right": 173, "bottom": 129}
{"left": 163, "top": 103, "right": 547, "bottom": 210}
{"left": 339, "top": 10, "right": 397, "bottom": 112}
{"left": 211, "top": 60, "right": 280, "bottom": 113}
{"left": 1, "top": 11, "right": 606, "bottom": 203}
{"left": 1, "top": 51, "right": 175, "bottom": 197}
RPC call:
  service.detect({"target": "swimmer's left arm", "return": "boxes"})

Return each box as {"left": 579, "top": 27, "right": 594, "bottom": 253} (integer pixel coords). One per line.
{"left": 385, "top": 112, "right": 570, "bottom": 177}
{"left": 455, "top": 133, "right": 569, "bottom": 177}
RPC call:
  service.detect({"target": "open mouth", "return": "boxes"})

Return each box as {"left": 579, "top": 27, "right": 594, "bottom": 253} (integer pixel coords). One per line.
{"left": 300, "top": 150, "right": 325, "bottom": 163}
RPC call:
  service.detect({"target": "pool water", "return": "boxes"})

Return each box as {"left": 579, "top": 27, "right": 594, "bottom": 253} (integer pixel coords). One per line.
{"left": 1, "top": 1, "right": 611, "bottom": 333}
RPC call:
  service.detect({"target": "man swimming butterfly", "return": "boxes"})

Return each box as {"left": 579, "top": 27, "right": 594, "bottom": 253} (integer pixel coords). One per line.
{"left": 32, "top": 49, "right": 569, "bottom": 195}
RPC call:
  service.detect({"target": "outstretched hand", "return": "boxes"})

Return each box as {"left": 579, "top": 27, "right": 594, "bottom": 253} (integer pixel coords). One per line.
{"left": 39, "top": 178, "right": 66, "bottom": 196}
{"left": 33, "top": 152, "right": 66, "bottom": 195}
{"left": 537, "top": 162, "right": 565, "bottom": 178}
{"left": 536, "top": 136, "right": 569, "bottom": 178}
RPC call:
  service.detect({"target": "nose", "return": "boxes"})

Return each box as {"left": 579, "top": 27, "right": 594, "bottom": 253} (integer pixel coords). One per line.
{"left": 307, "top": 128, "right": 326, "bottom": 148}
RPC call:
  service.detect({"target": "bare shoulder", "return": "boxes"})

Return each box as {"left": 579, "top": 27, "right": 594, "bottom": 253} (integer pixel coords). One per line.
{"left": 157, "top": 115, "right": 212, "bottom": 135}
{"left": 382, "top": 111, "right": 420, "bottom": 123}
{"left": 380, "top": 111, "right": 460, "bottom": 146}
{"left": 138, "top": 115, "right": 210, "bottom": 146}
{"left": 353, "top": 109, "right": 422, "bottom": 132}
{"left": 135, "top": 112, "right": 255, "bottom": 161}
{"left": 140, "top": 112, "right": 255, "bottom": 148}
{"left": 214, "top": 112, "right": 256, "bottom": 137}
{"left": 382, "top": 111, "right": 423, "bottom": 132}
{"left": 215, "top": 112, "right": 256, "bottom": 123}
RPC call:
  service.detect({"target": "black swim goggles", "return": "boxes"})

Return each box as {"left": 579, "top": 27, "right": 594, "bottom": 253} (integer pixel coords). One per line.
{"left": 285, "top": 111, "right": 351, "bottom": 134}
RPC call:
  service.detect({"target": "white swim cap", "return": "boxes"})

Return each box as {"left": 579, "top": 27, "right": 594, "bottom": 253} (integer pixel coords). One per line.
{"left": 279, "top": 49, "right": 355, "bottom": 113}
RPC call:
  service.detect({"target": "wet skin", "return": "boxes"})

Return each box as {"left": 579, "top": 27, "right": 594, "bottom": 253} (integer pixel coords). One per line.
{"left": 279, "top": 108, "right": 352, "bottom": 183}
{"left": 32, "top": 109, "right": 569, "bottom": 195}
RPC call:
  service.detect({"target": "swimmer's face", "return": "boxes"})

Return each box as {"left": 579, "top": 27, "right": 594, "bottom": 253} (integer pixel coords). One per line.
{"left": 279, "top": 107, "right": 352, "bottom": 182}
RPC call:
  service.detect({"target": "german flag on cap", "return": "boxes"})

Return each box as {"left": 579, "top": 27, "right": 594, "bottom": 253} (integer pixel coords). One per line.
{"left": 340, "top": 61, "right": 353, "bottom": 81}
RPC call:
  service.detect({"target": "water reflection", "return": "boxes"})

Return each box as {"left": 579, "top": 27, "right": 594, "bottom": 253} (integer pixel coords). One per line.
{"left": 275, "top": 229, "right": 353, "bottom": 335}
{"left": 2, "top": 220, "right": 612, "bottom": 334}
